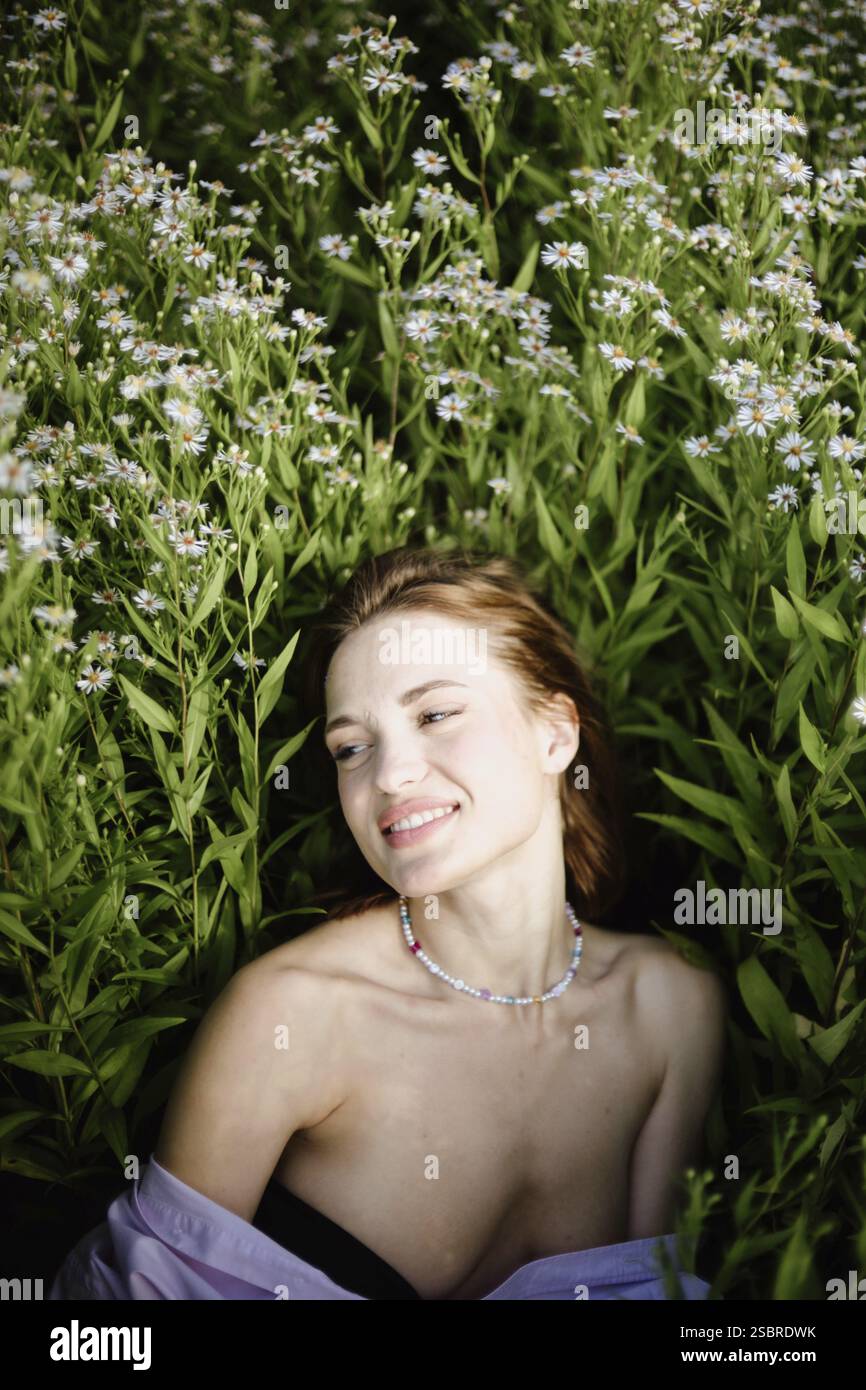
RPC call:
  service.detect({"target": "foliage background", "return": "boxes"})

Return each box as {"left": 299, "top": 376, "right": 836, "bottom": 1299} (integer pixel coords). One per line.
{"left": 1, "top": 0, "right": 865, "bottom": 1298}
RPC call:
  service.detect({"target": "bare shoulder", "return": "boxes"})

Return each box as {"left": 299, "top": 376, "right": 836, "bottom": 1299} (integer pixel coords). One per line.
{"left": 249, "top": 900, "right": 401, "bottom": 988}
{"left": 628, "top": 931, "right": 728, "bottom": 1081}
{"left": 583, "top": 923, "right": 727, "bottom": 1075}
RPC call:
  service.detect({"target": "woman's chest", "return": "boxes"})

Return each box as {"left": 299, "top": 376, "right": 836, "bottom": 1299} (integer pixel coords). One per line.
{"left": 273, "top": 991, "right": 662, "bottom": 1298}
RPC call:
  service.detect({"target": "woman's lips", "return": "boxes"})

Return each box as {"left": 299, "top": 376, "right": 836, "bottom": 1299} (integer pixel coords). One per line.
{"left": 381, "top": 804, "right": 460, "bottom": 848}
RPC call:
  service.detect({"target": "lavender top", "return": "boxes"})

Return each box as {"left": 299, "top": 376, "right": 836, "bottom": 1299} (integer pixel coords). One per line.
{"left": 49, "top": 1155, "right": 713, "bottom": 1301}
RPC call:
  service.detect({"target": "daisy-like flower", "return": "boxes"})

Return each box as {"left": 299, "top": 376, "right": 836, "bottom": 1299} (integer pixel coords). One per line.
{"left": 92, "top": 588, "right": 121, "bottom": 606}
{"left": 736, "top": 401, "right": 781, "bottom": 437}
{"left": 849, "top": 553, "right": 866, "bottom": 582}
{"left": 435, "top": 393, "right": 469, "bottom": 422}
{"left": 304, "top": 116, "right": 340, "bottom": 143}
{"left": 33, "top": 603, "right": 77, "bottom": 627}
{"left": 11, "top": 267, "right": 50, "bottom": 298}
{"left": 182, "top": 242, "right": 216, "bottom": 269}
{"left": 775, "top": 431, "right": 816, "bottom": 470}
{"left": 598, "top": 342, "right": 634, "bottom": 373}
{"left": 780, "top": 193, "right": 813, "bottom": 222}
{"left": 169, "top": 529, "right": 209, "bottom": 558}
{"left": 363, "top": 67, "right": 404, "bottom": 97}
{"left": 0, "top": 664, "right": 20, "bottom": 688}
{"left": 163, "top": 396, "right": 203, "bottom": 428}
{"left": 775, "top": 153, "right": 813, "bottom": 187}
{"left": 411, "top": 148, "right": 450, "bottom": 177}
{"left": 535, "top": 202, "right": 566, "bottom": 225}
{"left": 541, "top": 241, "right": 588, "bottom": 270}
{"left": 32, "top": 8, "right": 67, "bottom": 30}
{"left": 560, "top": 42, "right": 595, "bottom": 68}
{"left": 46, "top": 251, "right": 89, "bottom": 285}
{"left": 76, "top": 664, "right": 113, "bottom": 694}
{"left": 824, "top": 321, "right": 860, "bottom": 357}
{"left": 768, "top": 483, "right": 799, "bottom": 512}
{"left": 133, "top": 589, "right": 166, "bottom": 615}
{"left": 827, "top": 434, "right": 866, "bottom": 463}
{"left": 319, "top": 233, "right": 352, "bottom": 260}
{"left": 232, "top": 650, "right": 266, "bottom": 671}
{"left": 487, "top": 477, "right": 512, "bottom": 496}
{"left": 616, "top": 422, "right": 644, "bottom": 445}
{"left": 602, "top": 105, "right": 639, "bottom": 121}
{"left": 59, "top": 535, "right": 99, "bottom": 560}
{"left": 683, "top": 435, "right": 719, "bottom": 457}
{"left": 850, "top": 694, "right": 866, "bottom": 726}
{"left": 652, "top": 307, "right": 687, "bottom": 338}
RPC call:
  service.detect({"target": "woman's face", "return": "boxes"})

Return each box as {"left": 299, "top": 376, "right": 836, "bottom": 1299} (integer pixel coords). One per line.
{"left": 323, "top": 607, "right": 578, "bottom": 898}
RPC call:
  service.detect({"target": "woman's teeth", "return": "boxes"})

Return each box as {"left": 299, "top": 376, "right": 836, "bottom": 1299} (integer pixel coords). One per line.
{"left": 386, "top": 804, "right": 458, "bottom": 834}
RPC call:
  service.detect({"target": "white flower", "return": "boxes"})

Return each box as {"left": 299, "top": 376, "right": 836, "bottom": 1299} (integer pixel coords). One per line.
{"left": 411, "top": 148, "right": 449, "bottom": 177}
{"left": 540, "top": 241, "right": 588, "bottom": 270}
{"left": 560, "top": 43, "right": 595, "bottom": 68}
{"left": 318, "top": 234, "right": 352, "bottom": 260}
{"left": 487, "top": 477, "right": 511, "bottom": 495}
{"left": 775, "top": 432, "right": 816, "bottom": 470}
{"left": 435, "top": 393, "right": 469, "bottom": 422}
{"left": 182, "top": 243, "right": 216, "bottom": 269}
{"left": 304, "top": 116, "right": 340, "bottom": 143}
{"left": 598, "top": 342, "right": 634, "bottom": 373}
{"left": 683, "top": 435, "right": 719, "bottom": 457}
{"left": 768, "top": 483, "right": 799, "bottom": 512}
{"left": 616, "top": 422, "right": 644, "bottom": 445}
{"left": 736, "top": 401, "right": 781, "bottom": 437}
{"left": 849, "top": 694, "right": 866, "bottom": 725}
{"left": 133, "top": 589, "right": 166, "bottom": 615}
{"left": 775, "top": 154, "right": 812, "bottom": 187}
{"left": 33, "top": 8, "right": 67, "bottom": 30}
{"left": 76, "top": 664, "right": 113, "bottom": 694}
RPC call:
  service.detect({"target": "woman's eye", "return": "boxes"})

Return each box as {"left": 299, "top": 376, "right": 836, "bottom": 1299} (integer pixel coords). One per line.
{"left": 330, "top": 709, "right": 461, "bottom": 763}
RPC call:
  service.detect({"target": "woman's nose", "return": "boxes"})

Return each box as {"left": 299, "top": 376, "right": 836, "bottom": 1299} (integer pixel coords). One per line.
{"left": 373, "top": 740, "right": 428, "bottom": 793}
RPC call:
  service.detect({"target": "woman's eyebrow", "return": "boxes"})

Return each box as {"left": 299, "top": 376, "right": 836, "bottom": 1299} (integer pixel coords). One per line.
{"left": 324, "top": 679, "right": 469, "bottom": 735}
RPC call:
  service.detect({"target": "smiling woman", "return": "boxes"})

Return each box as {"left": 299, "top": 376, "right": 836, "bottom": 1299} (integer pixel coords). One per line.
{"left": 50, "top": 545, "right": 727, "bottom": 1302}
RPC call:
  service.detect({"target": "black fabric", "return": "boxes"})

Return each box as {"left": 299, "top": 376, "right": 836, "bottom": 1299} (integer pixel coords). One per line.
{"left": 251, "top": 1178, "right": 422, "bottom": 1300}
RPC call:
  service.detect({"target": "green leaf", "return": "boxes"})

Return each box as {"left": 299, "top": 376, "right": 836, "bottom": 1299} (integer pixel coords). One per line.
{"left": 288, "top": 529, "right": 321, "bottom": 580}
{"left": 183, "top": 682, "right": 210, "bottom": 768}
{"left": 797, "top": 703, "right": 825, "bottom": 772}
{"left": 264, "top": 718, "right": 318, "bottom": 782}
{"left": 378, "top": 296, "right": 400, "bottom": 357}
{"left": 775, "top": 763, "right": 797, "bottom": 842}
{"left": 511, "top": 240, "right": 540, "bottom": 294}
{"left": 8, "top": 1050, "right": 92, "bottom": 1078}
{"left": 807, "top": 1000, "right": 866, "bottom": 1066}
{"left": 242, "top": 544, "right": 258, "bottom": 597}
{"left": 191, "top": 555, "right": 227, "bottom": 629}
{"left": 737, "top": 956, "right": 801, "bottom": 1068}
{"left": 117, "top": 673, "right": 178, "bottom": 736}
{"left": 64, "top": 33, "right": 78, "bottom": 91}
{"left": 771, "top": 586, "right": 799, "bottom": 640}
{"left": 0, "top": 908, "right": 48, "bottom": 954}
{"left": 531, "top": 481, "right": 565, "bottom": 566}
{"left": 92, "top": 85, "right": 124, "bottom": 151}
{"left": 789, "top": 593, "right": 848, "bottom": 643}
{"left": 101, "top": 1016, "right": 188, "bottom": 1050}
{"left": 255, "top": 630, "right": 300, "bottom": 726}
{"left": 786, "top": 518, "right": 806, "bottom": 597}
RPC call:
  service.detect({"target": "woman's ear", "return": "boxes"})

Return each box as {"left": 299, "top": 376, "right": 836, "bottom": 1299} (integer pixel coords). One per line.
{"left": 541, "top": 692, "right": 580, "bottom": 773}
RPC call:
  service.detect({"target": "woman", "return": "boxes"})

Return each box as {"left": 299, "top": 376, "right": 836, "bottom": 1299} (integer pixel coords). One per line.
{"left": 50, "top": 546, "right": 727, "bottom": 1300}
